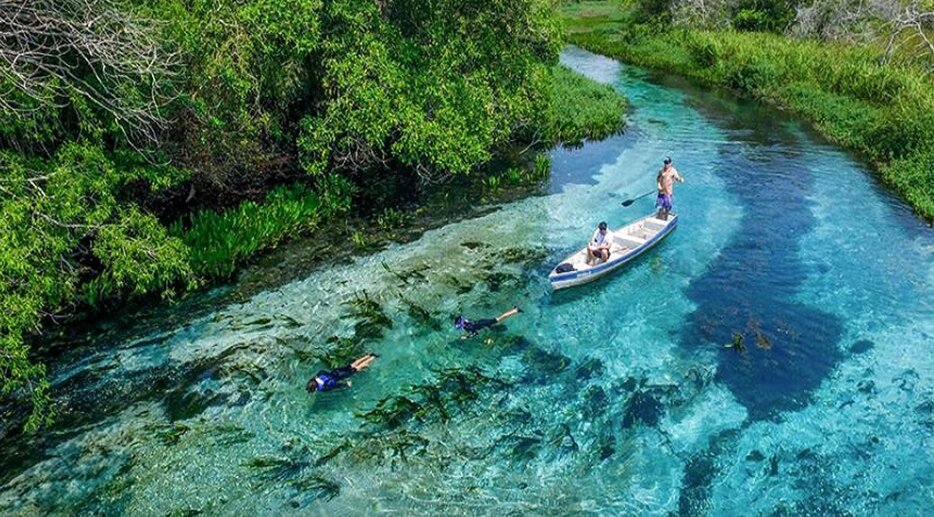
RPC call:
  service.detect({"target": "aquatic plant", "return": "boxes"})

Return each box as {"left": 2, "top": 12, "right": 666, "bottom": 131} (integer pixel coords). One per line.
{"left": 459, "top": 241, "right": 489, "bottom": 250}
{"left": 548, "top": 422, "right": 580, "bottom": 453}
{"left": 597, "top": 431, "right": 616, "bottom": 460}
{"left": 523, "top": 346, "right": 573, "bottom": 382}
{"left": 443, "top": 274, "right": 475, "bottom": 295}
{"left": 177, "top": 185, "right": 333, "bottom": 279}
{"left": 288, "top": 474, "right": 341, "bottom": 503}
{"left": 156, "top": 423, "right": 191, "bottom": 446}
{"left": 724, "top": 332, "right": 747, "bottom": 353}
{"left": 341, "top": 291, "right": 393, "bottom": 341}
{"left": 357, "top": 366, "right": 508, "bottom": 430}
{"left": 482, "top": 271, "right": 520, "bottom": 292}
{"left": 499, "top": 433, "right": 543, "bottom": 462}
{"left": 229, "top": 316, "right": 273, "bottom": 330}
{"left": 622, "top": 389, "right": 664, "bottom": 429}
{"left": 482, "top": 175, "right": 502, "bottom": 193}
{"left": 244, "top": 455, "right": 305, "bottom": 480}
{"left": 495, "top": 246, "right": 549, "bottom": 267}
{"left": 376, "top": 207, "right": 407, "bottom": 231}
{"left": 351, "top": 230, "right": 367, "bottom": 249}
{"left": 314, "top": 440, "right": 352, "bottom": 467}
{"left": 209, "top": 425, "right": 256, "bottom": 447}
{"left": 533, "top": 154, "right": 552, "bottom": 181}
{"left": 380, "top": 261, "right": 429, "bottom": 286}
{"left": 540, "top": 65, "right": 628, "bottom": 145}
{"left": 323, "top": 336, "right": 366, "bottom": 368}
{"left": 400, "top": 297, "right": 442, "bottom": 331}
{"left": 581, "top": 385, "right": 609, "bottom": 421}
{"left": 575, "top": 357, "right": 607, "bottom": 381}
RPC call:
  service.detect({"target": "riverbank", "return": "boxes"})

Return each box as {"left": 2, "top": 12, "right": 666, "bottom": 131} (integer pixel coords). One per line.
{"left": 561, "top": 1, "right": 934, "bottom": 223}
{"left": 2, "top": 62, "right": 626, "bottom": 433}
{"left": 174, "top": 64, "right": 626, "bottom": 281}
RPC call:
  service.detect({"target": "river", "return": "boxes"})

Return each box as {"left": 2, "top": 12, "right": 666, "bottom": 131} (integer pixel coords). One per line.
{"left": 2, "top": 46, "right": 933, "bottom": 516}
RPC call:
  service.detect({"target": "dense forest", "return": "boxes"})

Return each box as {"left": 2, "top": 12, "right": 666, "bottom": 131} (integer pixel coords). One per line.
{"left": 1, "top": 0, "right": 627, "bottom": 432}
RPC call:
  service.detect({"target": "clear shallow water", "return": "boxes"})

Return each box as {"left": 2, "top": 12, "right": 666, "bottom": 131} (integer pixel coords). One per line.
{"left": 3, "top": 47, "right": 934, "bottom": 516}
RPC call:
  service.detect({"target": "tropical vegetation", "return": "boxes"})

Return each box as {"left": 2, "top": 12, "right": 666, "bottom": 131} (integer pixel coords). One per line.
{"left": 1, "top": 0, "right": 626, "bottom": 431}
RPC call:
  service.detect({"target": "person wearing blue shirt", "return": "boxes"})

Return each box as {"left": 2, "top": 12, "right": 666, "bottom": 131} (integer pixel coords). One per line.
{"left": 306, "top": 354, "right": 377, "bottom": 393}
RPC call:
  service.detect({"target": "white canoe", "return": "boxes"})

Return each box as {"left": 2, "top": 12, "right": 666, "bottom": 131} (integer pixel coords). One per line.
{"left": 549, "top": 213, "right": 678, "bottom": 290}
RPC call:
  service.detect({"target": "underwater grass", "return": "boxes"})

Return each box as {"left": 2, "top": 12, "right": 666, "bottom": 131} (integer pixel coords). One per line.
{"left": 562, "top": 1, "right": 934, "bottom": 222}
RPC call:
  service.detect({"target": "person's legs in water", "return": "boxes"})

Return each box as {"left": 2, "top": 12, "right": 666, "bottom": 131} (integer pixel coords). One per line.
{"left": 350, "top": 353, "right": 377, "bottom": 372}
{"left": 496, "top": 306, "right": 522, "bottom": 323}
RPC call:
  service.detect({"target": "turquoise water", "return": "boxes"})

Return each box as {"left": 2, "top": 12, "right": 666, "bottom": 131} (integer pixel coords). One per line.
{"left": 2, "top": 47, "right": 933, "bottom": 515}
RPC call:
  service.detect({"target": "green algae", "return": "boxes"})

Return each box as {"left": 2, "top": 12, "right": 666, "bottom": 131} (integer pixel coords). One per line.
{"left": 341, "top": 291, "right": 393, "bottom": 340}
{"left": 380, "top": 260, "right": 430, "bottom": 286}
{"left": 575, "top": 357, "right": 606, "bottom": 381}
{"left": 724, "top": 332, "right": 746, "bottom": 354}
{"left": 400, "top": 297, "right": 442, "bottom": 331}
{"left": 358, "top": 366, "right": 508, "bottom": 430}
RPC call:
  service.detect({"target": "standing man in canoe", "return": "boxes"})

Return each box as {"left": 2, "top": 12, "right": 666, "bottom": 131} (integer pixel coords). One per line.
{"left": 656, "top": 156, "right": 684, "bottom": 220}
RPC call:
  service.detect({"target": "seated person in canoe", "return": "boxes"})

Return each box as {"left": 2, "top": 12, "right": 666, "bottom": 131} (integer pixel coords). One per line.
{"left": 587, "top": 221, "right": 613, "bottom": 266}
{"left": 306, "top": 353, "right": 377, "bottom": 393}
{"left": 454, "top": 306, "right": 522, "bottom": 339}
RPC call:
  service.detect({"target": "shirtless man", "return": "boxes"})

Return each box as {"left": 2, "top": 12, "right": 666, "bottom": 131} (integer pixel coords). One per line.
{"left": 656, "top": 156, "right": 684, "bottom": 220}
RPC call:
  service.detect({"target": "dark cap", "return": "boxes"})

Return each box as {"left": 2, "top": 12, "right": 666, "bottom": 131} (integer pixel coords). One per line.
{"left": 663, "top": 156, "right": 672, "bottom": 164}
{"left": 598, "top": 221, "right": 607, "bottom": 230}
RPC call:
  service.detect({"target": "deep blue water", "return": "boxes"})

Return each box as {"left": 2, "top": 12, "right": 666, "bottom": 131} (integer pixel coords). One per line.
{"left": 1, "top": 47, "right": 933, "bottom": 516}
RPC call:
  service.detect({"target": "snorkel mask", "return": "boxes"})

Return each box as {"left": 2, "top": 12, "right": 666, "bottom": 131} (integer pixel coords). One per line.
{"left": 454, "top": 316, "right": 466, "bottom": 330}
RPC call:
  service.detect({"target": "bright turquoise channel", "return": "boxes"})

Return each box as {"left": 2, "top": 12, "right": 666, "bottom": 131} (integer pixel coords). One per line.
{"left": 2, "top": 47, "right": 933, "bottom": 516}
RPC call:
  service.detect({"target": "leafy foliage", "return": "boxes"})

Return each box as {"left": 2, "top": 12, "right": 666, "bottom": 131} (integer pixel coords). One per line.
{"left": 1, "top": 0, "right": 627, "bottom": 433}
{"left": 542, "top": 65, "right": 627, "bottom": 145}
{"left": 0, "top": 144, "right": 195, "bottom": 430}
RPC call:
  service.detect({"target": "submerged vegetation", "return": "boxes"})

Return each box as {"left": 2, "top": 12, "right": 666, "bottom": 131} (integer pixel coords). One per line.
{"left": 0, "top": 0, "right": 627, "bottom": 431}
{"left": 562, "top": 0, "right": 934, "bottom": 222}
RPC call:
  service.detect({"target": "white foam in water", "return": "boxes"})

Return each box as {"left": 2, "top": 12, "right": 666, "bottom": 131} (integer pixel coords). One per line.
{"left": 3, "top": 47, "right": 933, "bottom": 516}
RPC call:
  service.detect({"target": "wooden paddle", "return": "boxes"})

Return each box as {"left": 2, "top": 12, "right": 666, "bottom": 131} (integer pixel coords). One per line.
{"left": 620, "top": 190, "right": 656, "bottom": 207}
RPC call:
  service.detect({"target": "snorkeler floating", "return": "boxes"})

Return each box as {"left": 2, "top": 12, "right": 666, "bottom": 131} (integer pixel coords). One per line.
{"left": 306, "top": 353, "right": 378, "bottom": 393}
{"left": 454, "top": 306, "right": 522, "bottom": 339}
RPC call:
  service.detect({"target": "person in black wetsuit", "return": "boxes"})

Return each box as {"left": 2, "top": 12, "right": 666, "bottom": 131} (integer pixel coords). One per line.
{"left": 306, "top": 353, "right": 377, "bottom": 393}
{"left": 453, "top": 306, "right": 522, "bottom": 339}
